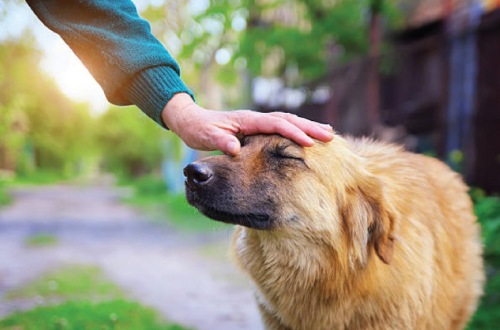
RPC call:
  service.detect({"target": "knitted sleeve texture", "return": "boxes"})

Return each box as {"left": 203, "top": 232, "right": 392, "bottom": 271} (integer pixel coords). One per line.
{"left": 26, "top": 0, "right": 194, "bottom": 127}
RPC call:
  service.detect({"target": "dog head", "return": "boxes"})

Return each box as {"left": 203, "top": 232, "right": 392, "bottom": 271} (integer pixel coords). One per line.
{"left": 184, "top": 134, "right": 395, "bottom": 266}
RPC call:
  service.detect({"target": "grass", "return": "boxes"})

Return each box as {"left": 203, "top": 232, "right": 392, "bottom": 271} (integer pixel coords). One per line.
{"left": 24, "top": 234, "right": 58, "bottom": 247}
{"left": 1, "top": 265, "right": 193, "bottom": 330}
{"left": 0, "top": 300, "right": 191, "bottom": 330}
{"left": 5, "top": 265, "right": 121, "bottom": 301}
{"left": 122, "top": 175, "right": 229, "bottom": 232}
{"left": 0, "top": 179, "right": 12, "bottom": 207}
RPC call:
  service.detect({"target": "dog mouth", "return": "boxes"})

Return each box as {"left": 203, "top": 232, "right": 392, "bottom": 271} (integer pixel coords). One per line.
{"left": 194, "top": 204, "right": 272, "bottom": 230}
{"left": 184, "top": 171, "right": 276, "bottom": 230}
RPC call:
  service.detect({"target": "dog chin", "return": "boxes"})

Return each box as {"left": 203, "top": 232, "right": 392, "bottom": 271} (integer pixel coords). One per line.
{"left": 185, "top": 187, "right": 274, "bottom": 230}
{"left": 196, "top": 204, "right": 273, "bottom": 230}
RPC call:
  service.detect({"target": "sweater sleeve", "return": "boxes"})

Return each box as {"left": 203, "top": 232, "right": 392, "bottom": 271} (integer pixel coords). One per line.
{"left": 25, "top": 0, "right": 194, "bottom": 128}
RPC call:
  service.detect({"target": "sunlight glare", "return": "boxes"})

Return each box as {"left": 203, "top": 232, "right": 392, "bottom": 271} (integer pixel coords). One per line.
{"left": 39, "top": 38, "right": 109, "bottom": 116}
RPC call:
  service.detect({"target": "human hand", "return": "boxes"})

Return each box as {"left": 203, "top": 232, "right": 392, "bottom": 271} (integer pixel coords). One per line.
{"left": 161, "top": 93, "right": 334, "bottom": 155}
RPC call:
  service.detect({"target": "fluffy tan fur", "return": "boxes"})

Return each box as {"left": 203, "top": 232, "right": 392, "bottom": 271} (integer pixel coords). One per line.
{"left": 231, "top": 135, "right": 484, "bottom": 330}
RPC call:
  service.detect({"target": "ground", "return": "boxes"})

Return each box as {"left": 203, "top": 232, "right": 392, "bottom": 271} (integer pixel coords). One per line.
{"left": 0, "top": 182, "right": 263, "bottom": 330}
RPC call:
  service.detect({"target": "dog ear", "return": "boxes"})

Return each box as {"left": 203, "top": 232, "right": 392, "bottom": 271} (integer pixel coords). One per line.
{"left": 364, "top": 177, "right": 396, "bottom": 265}
{"left": 374, "top": 232, "right": 394, "bottom": 264}
{"left": 371, "top": 207, "right": 395, "bottom": 265}
{"left": 340, "top": 174, "right": 396, "bottom": 267}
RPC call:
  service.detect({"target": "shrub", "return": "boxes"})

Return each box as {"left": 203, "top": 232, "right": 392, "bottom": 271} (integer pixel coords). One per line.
{"left": 467, "top": 189, "right": 500, "bottom": 330}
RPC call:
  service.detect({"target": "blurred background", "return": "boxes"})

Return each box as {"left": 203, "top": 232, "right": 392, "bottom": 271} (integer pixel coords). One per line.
{"left": 0, "top": 0, "right": 499, "bottom": 329}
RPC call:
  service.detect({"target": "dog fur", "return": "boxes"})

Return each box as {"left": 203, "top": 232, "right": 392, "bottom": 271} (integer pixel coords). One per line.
{"left": 185, "top": 134, "right": 484, "bottom": 330}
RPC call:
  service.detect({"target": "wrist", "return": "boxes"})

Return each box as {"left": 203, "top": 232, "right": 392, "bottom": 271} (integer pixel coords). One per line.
{"left": 161, "top": 93, "right": 196, "bottom": 131}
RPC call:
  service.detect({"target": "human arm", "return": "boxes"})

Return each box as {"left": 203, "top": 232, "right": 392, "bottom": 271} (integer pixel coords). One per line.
{"left": 25, "top": 0, "right": 194, "bottom": 126}
{"left": 26, "top": 0, "right": 333, "bottom": 154}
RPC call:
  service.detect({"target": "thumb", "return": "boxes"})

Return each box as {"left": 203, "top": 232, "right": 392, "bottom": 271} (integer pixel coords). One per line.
{"left": 213, "top": 133, "right": 241, "bottom": 155}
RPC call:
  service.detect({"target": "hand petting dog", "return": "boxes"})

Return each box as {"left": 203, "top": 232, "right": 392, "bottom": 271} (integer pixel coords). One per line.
{"left": 162, "top": 93, "right": 334, "bottom": 155}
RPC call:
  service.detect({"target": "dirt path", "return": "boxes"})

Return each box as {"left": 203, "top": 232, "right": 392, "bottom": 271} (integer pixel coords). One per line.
{"left": 0, "top": 184, "right": 263, "bottom": 330}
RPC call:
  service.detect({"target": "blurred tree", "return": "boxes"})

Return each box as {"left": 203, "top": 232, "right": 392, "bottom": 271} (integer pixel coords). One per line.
{"left": 0, "top": 40, "right": 94, "bottom": 177}
{"left": 95, "top": 105, "right": 175, "bottom": 178}
{"left": 142, "top": 0, "right": 403, "bottom": 108}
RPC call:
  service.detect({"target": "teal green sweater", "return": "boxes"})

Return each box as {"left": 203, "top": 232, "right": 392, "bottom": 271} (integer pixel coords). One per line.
{"left": 26, "top": 0, "right": 194, "bottom": 128}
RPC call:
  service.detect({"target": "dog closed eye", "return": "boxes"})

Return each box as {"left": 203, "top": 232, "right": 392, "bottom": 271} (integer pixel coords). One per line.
{"left": 269, "top": 145, "right": 304, "bottom": 162}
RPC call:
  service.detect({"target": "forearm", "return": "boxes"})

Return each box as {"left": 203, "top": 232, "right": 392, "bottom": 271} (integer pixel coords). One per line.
{"left": 26, "top": 0, "right": 193, "bottom": 126}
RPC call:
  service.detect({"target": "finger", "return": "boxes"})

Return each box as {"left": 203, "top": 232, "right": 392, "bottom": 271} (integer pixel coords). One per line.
{"left": 211, "top": 131, "right": 241, "bottom": 155}
{"left": 237, "top": 114, "right": 315, "bottom": 147}
{"left": 320, "top": 123, "right": 334, "bottom": 131}
{"left": 269, "top": 113, "right": 334, "bottom": 142}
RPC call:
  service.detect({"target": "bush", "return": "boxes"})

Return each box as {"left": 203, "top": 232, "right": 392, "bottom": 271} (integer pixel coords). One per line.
{"left": 95, "top": 106, "right": 166, "bottom": 178}
{"left": 471, "top": 189, "right": 500, "bottom": 267}
{"left": 467, "top": 189, "right": 500, "bottom": 330}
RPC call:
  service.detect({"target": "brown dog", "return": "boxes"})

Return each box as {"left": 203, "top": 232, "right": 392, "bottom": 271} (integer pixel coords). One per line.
{"left": 184, "top": 134, "right": 484, "bottom": 330}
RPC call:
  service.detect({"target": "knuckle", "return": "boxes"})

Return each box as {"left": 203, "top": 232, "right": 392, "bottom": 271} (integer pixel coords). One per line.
{"left": 272, "top": 112, "right": 297, "bottom": 121}
{"left": 270, "top": 111, "right": 285, "bottom": 117}
{"left": 231, "top": 110, "right": 252, "bottom": 121}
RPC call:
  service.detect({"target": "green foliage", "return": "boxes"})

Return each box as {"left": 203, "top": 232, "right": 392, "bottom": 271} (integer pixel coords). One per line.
{"left": 95, "top": 106, "right": 173, "bottom": 178}
{"left": 0, "top": 39, "right": 174, "bottom": 182}
{"left": 140, "top": 0, "right": 403, "bottom": 109}
{"left": 0, "top": 300, "right": 191, "bottom": 330}
{"left": 468, "top": 270, "right": 500, "bottom": 330}
{"left": 24, "top": 234, "right": 58, "bottom": 247}
{"left": 171, "top": 0, "right": 403, "bottom": 84}
{"left": 0, "top": 40, "right": 95, "bottom": 177}
{"left": 467, "top": 189, "right": 500, "bottom": 330}
{"left": 470, "top": 189, "right": 500, "bottom": 268}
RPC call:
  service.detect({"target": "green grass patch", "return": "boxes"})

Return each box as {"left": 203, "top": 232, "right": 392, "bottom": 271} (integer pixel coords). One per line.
{"left": 1, "top": 265, "right": 193, "bottom": 330}
{"left": 5, "top": 265, "right": 121, "bottom": 301}
{"left": 0, "top": 300, "right": 191, "bottom": 330}
{"left": 123, "top": 175, "right": 229, "bottom": 232}
{"left": 24, "top": 234, "right": 58, "bottom": 247}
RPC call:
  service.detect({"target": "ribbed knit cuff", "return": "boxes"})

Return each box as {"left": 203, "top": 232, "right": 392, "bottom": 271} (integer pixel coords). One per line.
{"left": 122, "top": 66, "right": 195, "bottom": 129}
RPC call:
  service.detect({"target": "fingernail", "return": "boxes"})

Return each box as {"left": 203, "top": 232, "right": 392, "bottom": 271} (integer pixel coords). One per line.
{"left": 322, "top": 124, "right": 333, "bottom": 131}
{"left": 227, "top": 141, "right": 239, "bottom": 155}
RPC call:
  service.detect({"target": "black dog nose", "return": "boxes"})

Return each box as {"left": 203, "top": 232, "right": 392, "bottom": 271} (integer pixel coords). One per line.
{"left": 184, "top": 163, "right": 213, "bottom": 187}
